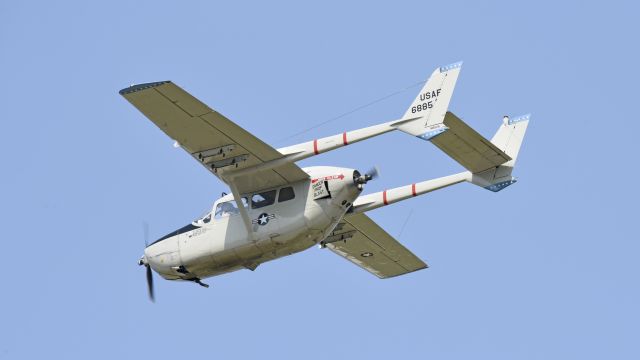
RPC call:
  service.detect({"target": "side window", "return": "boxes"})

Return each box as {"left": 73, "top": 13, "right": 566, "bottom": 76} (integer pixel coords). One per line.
{"left": 251, "top": 190, "right": 277, "bottom": 209}
{"left": 278, "top": 186, "right": 295, "bottom": 202}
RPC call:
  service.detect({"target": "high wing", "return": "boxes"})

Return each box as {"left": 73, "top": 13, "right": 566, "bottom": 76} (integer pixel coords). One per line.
{"left": 119, "top": 81, "right": 308, "bottom": 194}
{"left": 325, "top": 213, "right": 427, "bottom": 279}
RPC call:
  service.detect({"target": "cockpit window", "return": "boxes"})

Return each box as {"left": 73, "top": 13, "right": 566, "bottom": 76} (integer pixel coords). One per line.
{"left": 214, "top": 198, "right": 248, "bottom": 219}
{"left": 251, "top": 190, "right": 277, "bottom": 209}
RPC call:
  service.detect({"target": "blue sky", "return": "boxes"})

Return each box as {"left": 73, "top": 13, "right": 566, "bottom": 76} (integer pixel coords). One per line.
{"left": 1, "top": 1, "right": 638, "bottom": 359}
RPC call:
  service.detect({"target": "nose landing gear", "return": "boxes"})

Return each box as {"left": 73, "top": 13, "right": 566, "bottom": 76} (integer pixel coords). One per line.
{"left": 192, "top": 278, "right": 210, "bottom": 288}
{"left": 175, "top": 265, "right": 210, "bottom": 288}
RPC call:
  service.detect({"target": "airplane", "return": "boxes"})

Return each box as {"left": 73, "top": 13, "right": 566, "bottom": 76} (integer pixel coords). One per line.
{"left": 120, "top": 62, "right": 530, "bottom": 301}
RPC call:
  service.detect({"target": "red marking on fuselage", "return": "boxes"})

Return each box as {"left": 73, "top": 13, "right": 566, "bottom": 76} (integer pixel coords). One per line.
{"left": 311, "top": 174, "right": 345, "bottom": 183}
{"left": 383, "top": 190, "right": 388, "bottom": 205}
{"left": 313, "top": 139, "right": 319, "bottom": 155}
{"left": 411, "top": 183, "right": 417, "bottom": 196}
{"left": 342, "top": 132, "right": 348, "bottom": 145}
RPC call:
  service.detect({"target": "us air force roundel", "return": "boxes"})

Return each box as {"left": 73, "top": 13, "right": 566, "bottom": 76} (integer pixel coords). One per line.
{"left": 252, "top": 213, "right": 275, "bottom": 226}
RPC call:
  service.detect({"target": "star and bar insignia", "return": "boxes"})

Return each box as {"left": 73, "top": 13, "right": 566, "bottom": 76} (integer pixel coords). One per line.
{"left": 252, "top": 213, "right": 275, "bottom": 226}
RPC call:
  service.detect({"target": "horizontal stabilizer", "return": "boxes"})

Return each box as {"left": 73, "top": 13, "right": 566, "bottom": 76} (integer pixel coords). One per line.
{"left": 431, "top": 111, "right": 511, "bottom": 173}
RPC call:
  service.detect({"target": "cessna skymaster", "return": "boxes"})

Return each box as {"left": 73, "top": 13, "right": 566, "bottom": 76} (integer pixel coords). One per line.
{"left": 120, "top": 62, "right": 530, "bottom": 300}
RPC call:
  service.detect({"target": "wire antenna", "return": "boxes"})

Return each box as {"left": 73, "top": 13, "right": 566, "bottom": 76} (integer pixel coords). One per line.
{"left": 275, "top": 80, "right": 425, "bottom": 144}
{"left": 397, "top": 209, "right": 414, "bottom": 240}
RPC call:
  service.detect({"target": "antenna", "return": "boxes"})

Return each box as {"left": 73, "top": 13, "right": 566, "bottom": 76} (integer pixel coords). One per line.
{"left": 397, "top": 209, "right": 414, "bottom": 240}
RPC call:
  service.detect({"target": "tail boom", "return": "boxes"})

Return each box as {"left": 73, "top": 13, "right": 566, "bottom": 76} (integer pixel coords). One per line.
{"left": 277, "top": 62, "right": 462, "bottom": 161}
{"left": 277, "top": 117, "right": 417, "bottom": 160}
{"left": 351, "top": 172, "right": 469, "bottom": 213}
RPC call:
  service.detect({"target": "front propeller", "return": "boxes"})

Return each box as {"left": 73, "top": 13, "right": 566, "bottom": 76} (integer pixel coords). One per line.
{"left": 137, "top": 255, "right": 155, "bottom": 302}
{"left": 139, "top": 222, "right": 155, "bottom": 302}
{"left": 145, "top": 263, "right": 155, "bottom": 302}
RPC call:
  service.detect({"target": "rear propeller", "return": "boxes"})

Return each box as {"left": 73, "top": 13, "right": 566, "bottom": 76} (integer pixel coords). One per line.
{"left": 355, "top": 166, "right": 380, "bottom": 185}
{"left": 139, "top": 222, "right": 155, "bottom": 302}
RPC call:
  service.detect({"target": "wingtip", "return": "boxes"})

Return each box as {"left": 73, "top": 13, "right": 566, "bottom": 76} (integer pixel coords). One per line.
{"left": 119, "top": 81, "right": 172, "bottom": 95}
{"left": 440, "top": 61, "right": 463, "bottom": 73}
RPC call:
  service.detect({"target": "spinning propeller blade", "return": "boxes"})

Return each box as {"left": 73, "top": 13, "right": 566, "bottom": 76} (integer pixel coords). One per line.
{"left": 365, "top": 165, "right": 380, "bottom": 181}
{"left": 146, "top": 264, "right": 155, "bottom": 302}
{"left": 141, "top": 221, "right": 155, "bottom": 302}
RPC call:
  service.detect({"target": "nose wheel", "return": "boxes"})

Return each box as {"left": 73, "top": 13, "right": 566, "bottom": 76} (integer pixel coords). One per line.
{"left": 176, "top": 265, "right": 211, "bottom": 288}
{"left": 190, "top": 278, "right": 210, "bottom": 288}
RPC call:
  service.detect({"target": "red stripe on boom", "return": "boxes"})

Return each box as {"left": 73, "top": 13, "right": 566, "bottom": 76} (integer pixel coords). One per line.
{"left": 342, "top": 132, "right": 348, "bottom": 145}
{"left": 383, "top": 190, "right": 388, "bottom": 205}
{"left": 412, "top": 183, "right": 417, "bottom": 197}
{"left": 313, "top": 139, "right": 319, "bottom": 155}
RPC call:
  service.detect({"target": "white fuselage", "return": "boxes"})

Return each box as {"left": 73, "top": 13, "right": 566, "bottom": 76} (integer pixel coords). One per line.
{"left": 144, "top": 166, "right": 362, "bottom": 281}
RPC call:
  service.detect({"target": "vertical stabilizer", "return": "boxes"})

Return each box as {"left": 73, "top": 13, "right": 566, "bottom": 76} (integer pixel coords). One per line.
{"left": 393, "top": 62, "right": 462, "bottom": 139}
{"left": 470, "top": 114, "right": 531, "bottom": 192}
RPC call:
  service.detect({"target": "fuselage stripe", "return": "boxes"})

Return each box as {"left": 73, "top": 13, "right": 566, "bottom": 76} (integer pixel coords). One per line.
{"left": 383, "top": 190, "right": 388, "bottom": 205}
{"left": 342, "top": 132, "right": 348, "bottom": 145}
{"left": 412, "top": 183, "right": 417, "bottom": 196}
{"left": 313, "top": 139, "right": 319, "bottom": 155}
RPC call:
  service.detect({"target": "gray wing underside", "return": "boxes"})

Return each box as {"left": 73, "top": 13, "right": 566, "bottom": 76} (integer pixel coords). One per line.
{"left": 326, "top": 213, "right": 427, "bottom": 279}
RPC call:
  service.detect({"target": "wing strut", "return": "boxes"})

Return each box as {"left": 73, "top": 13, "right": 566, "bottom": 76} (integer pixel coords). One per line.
{"left": 228, "top": 180, "right": 255, "bottom": 241}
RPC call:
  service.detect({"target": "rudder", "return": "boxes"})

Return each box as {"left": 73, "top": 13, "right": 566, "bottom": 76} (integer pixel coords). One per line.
{"left": 470, "top": 114, "right": 531, "bottom": 192}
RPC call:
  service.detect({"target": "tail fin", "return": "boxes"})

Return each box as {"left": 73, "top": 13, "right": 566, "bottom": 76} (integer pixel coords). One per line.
{"left": 469, "top": 114, "right": 531, "bottom": 192}
{"left": 392, "top": 62, "right": 462, "bottom": 139}
{"left": 490, "top": 114, "right": 530, "bottom": 163}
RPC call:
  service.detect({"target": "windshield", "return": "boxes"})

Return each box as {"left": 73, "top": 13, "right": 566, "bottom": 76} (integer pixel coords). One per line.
{"left": 214, "top": 198, "right": 248, "bottom": 219}
{"left": 194, "top": 209, "right": 212, "bottom": 224}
